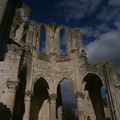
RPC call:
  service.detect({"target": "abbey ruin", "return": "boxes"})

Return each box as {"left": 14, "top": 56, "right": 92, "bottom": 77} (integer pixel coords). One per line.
{"left": 0, "top": 0, "right": 120, "bottom": 120}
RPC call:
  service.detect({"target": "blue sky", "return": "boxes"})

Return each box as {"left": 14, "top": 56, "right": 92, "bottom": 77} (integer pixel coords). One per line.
{"left": 22, "top": 0, "right": 120, "bottom": 71}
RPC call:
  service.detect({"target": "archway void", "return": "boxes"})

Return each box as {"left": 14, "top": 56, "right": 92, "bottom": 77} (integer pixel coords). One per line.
{"left": 30, "top": 78, "right": 49, "bottom": 120}
{"left": 60, "top": 29, "right": 67, "bottom": 55}
{"left": 83, "top": 73, "right": 106, "bottom": 120}
{"left": 56, "top": 79, "right": 78, "bottom": 120}
{"left": 39, "top": 26, "right": 46, "bottom": 53}
{"left": 100, "top": 86, "right": 108, "bottom": 106}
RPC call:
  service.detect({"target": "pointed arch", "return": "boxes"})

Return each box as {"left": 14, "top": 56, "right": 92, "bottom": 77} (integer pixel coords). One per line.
{"left": 81, "top": 72, "right": 104, "bottom": 83}
{"left": 82, "top": 73, "right": 106, "bottom": 120}
{"left": 56, "top": 78, "right": 78, "bottom": 120}
{"left": 56, "top": 78, "right": 75, "bottom": 93}
{"left": 32, "top": 75, "right": 50, "bottom": 94}
{"left": 81, "top": 72, "right": 104, "bottom": 89}
{"left": 33, "top": 77, "right": 49, "bottom": 94}
{"left": 30, "top": 77, "right": 49, "bottom": 120}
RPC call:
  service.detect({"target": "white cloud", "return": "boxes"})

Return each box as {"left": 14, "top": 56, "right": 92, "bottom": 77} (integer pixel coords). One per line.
{"left": 83, "top": 1, "right": 120, "bottom": 71}
{"left": 114, "top": 16, "right": 120, "bottom": 29}
{"left": 85, "top": 29, "right": 120, "bottom": 69}
{"left": 80, "top": 24, "right": 110, "bottom": 39}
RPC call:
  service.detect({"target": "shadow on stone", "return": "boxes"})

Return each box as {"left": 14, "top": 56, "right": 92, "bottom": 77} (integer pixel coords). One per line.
{"left": 0, "top": 103, "right": 11, "bottom": 120}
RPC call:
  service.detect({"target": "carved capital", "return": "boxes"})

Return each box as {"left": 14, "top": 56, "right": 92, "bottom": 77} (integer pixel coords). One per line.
{"left": 76, "top": 92, "right": 84, "bottom": 99}
{"left": 6, "top": 81, "right": 18, "bottom": 93}
{"left": 49, "top": 52, "right": 57, "bottom": 56}
{"left": 25, "top": 90, "right": 33, "bottom": 97}
{"left": 79, "top": 50, "right": 86, "bottom": 58}
{"left": 24, "top": 90, "right": 33, "bottom": 100}
{"left": 50, "top": 94, "right": 57, "bottom": 101}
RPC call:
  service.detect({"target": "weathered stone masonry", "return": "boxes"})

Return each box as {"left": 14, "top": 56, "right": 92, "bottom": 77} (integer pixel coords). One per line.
{"left": 0, "top": 2, "right": 120, "bottom": 120}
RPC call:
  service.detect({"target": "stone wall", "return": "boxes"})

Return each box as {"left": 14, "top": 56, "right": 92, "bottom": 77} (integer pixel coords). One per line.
{"left": 0, "top": 0, "right": 20, "bottom": 61}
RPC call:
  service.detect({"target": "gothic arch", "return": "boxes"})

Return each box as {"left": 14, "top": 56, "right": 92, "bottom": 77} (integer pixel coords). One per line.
{"left": 56, "top": 78, "right": 76, "bottom": 93}
{"left": 30, "top": 77, "right": 50, "bottom": 120}
{"left": 56, "top": 78, "right": 77, "bottom": 120}
{"left": 80, "top": 71, "right": 104, "bottom": 90}
{"left": 31, "top": 75, "right": 50, "bottom": 94}
{"left": 81, "top": 72, "right": 106, "bottom": 120}
{"left": 59, "top": 27, "right": 67, "bottom": 33}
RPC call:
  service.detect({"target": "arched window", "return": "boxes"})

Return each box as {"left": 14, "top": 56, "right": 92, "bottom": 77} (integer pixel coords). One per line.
{"left": 60, "top": 29, "right": 67, "bottom": 55}
{"left": 39, "top": 26, "right": 46, "bottom": 53}
{"left": 83, "top": 73, "right": 106, "bottom": 120}
{"left": 30, "top": 78, "right": 49, "bottom": 120}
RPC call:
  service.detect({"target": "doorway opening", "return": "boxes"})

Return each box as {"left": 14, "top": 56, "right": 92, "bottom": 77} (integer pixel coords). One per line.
{"left": 56, "top": 79, "right": 78, "bottom": 120}
{"left": 30, "top": 77, "right": 49, "bottom": 120}
{"left": 83, "top": 73, "right": 106, "bottom": 120}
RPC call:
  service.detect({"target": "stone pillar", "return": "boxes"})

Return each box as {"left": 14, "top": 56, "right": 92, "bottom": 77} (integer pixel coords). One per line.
{"left": 50, "top": 94, "right": 57, "bottom": 120}
{"left": 57, "top": 106, "right": 63, "bottom": 120}
{"left": 23, "top": 91, "right": 32, "bottom": 120}
{"left": 45, "top": 25, "right": 51, "bottom": 54}
{"left": 0, "top": 81, "right": 18, "bottom": 114}
{"left": 76, "top": 92, "right": 85, "bottom": 120}
{"left": 47, "top": 24, "right": 57, "bottom": 55}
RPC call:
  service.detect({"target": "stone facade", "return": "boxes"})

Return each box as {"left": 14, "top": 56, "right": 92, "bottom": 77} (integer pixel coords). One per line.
{"left": 0, "top": 2, "right": 120, "bottom": 120}
{"left": 0, "top": 0, "right": 19, "bottom": 61}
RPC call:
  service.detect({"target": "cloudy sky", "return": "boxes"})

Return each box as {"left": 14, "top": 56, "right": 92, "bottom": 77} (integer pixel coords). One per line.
{"left": 23, "top": 0, "right": 120, "bottom": 72}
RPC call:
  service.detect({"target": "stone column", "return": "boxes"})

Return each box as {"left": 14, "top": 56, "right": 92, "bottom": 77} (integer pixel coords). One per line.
{"left": 57, "top": 106, "right": 63, "bottom": 120}
{"left": 50, "top": 94, "right": 57, "bottom": 120}
{"left": 76, "top": 92, "right": 85, "bottom": 120}
{"left": 45, "top": 25, "right": 51, "bottom": 54}
{"left": 0, "top": 81, "right": 18, "bottom": 114}
{"left": 23, "top": 91, "right": 32, "bottom": 120}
